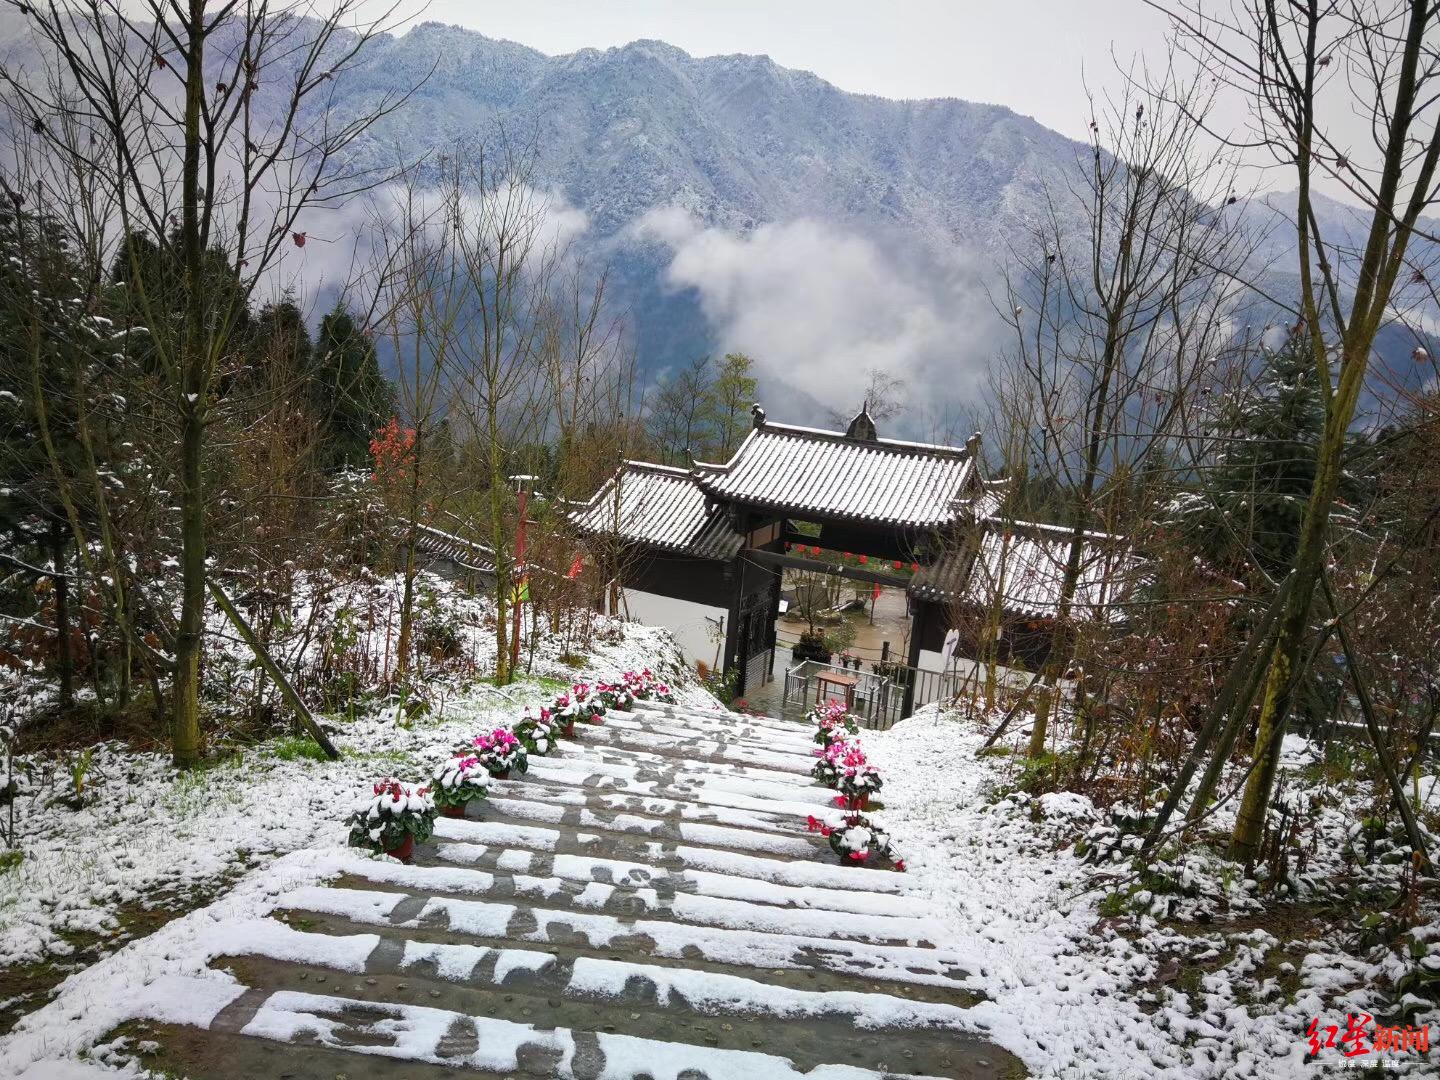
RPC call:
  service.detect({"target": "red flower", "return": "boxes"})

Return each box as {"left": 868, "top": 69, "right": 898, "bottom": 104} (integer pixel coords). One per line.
{"left": 911, "top": 562, "right": 920, "bottom": 572}
{"left": 806, "top": 815, "right": 822, "bottom": 832}
{"left": 810, "top": 545, "right": 821, "bottom": 556}
{"left": 895, "top": 859, "right": 907, "bottom": 872}
{"left": 848, "top": 851, "right": 868, "bottom": 862}
{"left": 859, "top": 555, "right": 868, "bottom": 564}
{"left": 892, "top": 560, "right": 902, "bottom": 570}
{"left": 820, "top": 825, "right": 833, "bottom": 837}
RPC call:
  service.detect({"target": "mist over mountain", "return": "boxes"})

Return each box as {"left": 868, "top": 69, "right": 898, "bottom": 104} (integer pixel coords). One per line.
{"left": 319, "top": 20, "right": 1108, "bottom": 425}
{"left": 3, "top": 16, "right": 1429, "bottom": 427}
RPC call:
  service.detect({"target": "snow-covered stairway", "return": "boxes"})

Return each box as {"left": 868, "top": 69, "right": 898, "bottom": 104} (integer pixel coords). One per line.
{"left": 79, "top": 701, "right": 1026, "bottom": 1079}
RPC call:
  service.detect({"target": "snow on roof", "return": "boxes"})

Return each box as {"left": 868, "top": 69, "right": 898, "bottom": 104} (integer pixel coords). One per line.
{"left": 415, "top": 524, "right": 496, "bottom": 575}
{"left": 570, "top": 461, "right": 744, "bottom": 560}
{"left": 910, "top": 518, "right": 1138, "bottom": 622}
{"left": 693, "top": 421, "right": 976, "bottom": 528}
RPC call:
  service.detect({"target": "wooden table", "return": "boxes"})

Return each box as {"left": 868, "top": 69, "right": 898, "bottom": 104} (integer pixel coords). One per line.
{"left": 815, "top": 671, "right": 858, "bottom": 709}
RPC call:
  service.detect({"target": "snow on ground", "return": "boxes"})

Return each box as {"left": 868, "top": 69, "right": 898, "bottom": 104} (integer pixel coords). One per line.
{"left": 2, "top": 603, "right": 1435, "bottom": 1079}
{"left": 864, "top": 707, "right": 1438, "bottom": 1078}
{"left": 0, "top": 587, "right": 695, "bottom": 974}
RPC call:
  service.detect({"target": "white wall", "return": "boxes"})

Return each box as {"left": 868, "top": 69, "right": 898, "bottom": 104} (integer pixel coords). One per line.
{"left": 621, "top": 588, "right": 727, "bottom": 670}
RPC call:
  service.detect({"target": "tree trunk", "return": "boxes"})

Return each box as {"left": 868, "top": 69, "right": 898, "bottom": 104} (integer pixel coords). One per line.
{"left": 1230, "top": 376, "right": 1359, "bottom": 860}
{"left": 51, "top": 520, "right": 73, "bottom": 710}
{"left": 170, "top": 0, "right": 207, "bottom": 767}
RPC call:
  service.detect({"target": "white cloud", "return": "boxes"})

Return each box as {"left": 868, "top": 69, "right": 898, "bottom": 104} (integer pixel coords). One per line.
{"left": 633, "top": 207, "right": 1002, "bottom": 418}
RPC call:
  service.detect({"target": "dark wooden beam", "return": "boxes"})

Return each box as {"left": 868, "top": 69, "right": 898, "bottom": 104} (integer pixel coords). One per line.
{"left": 746, "top": 548, "right": 911, "bottom": 589}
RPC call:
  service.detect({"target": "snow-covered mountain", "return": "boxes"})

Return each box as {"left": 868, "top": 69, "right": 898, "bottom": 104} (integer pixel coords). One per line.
{"left": 322, "top": 22, "right": 1108, "bottom": 418}
{"left": 349, "top": 22, "right": 1082, "bottom": 244}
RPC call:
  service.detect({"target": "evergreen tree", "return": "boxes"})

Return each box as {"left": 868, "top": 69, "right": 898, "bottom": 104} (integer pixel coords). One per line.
{"left": 1174, "top": 341, "right": 1326, "bottom": 576}
{"left": 311, "top": 306, "right": 395, "bottom": 470}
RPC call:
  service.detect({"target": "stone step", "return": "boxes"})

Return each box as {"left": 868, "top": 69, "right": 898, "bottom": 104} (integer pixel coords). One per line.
{"left": 275, "top": 909, "right": 973, "bottom": 1007}
{"left": 427, "top": 843, "right": 930, "bottom": 917}
{"left": 428, "top": 822, "right": 907, "bottom": 894}
{"left": 573, "top": 722, "right": 823, "bottom": 771}
{"left": 332, "top": 857, "right": 939, "bottom": 946}
{"left": 602, "top": 708, "right": 819, "bottom": 751}
{"left": 553, "top": 733, "right": 822, "bottom": 783}
{"left": 190, "top": 971, "right": 982, "bottom": 1078}
{"left": 491, "top": 775, "right": 846, "bottom": 834}
{"left": 277, "top": 885, "right": 975, "bottom": 993}
{"left": 523, "top": 755, "right": 834, "bottom": 809}
{"left": 436, "top": 805, "right": 829, "bottom": 861}
{"left": 576, "top": 720, "right": 823, "bottom": 760}
{"left": 630, "top": 699, "right": 811, "bottom": 733}
{"left": 195, "top": 921, "right": 1005, "bottom": 1076}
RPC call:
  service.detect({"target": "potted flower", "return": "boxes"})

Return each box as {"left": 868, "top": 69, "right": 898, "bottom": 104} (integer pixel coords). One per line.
{"left": 836, "top": 759, "right": 883, "bottom": 811}
{"left": 348, "top": 778, "right": 436, "bottom": 863}
{"left": 595, "top": 679, "right": 635, "bottom": 713}
{"left": 811, "top": 739, "right": 856, "bottom": 787}
{"left": 806, "top": 812, "right": 903, "bottom": 869}
{"left": 810, "top": 701, "right": 859, "bottom": 747}
{"left": 430, "top": 755, "right": 490, "bottom": 819}
{"left": 515, "top": 706, "right": 562, "bottom": 751}
{"left": 555, "top": 683, "right": 607, "bottom": 729}
{"left": 624, "top": 668, "right": 675, "bottom": 703}
{"left": 471, "top": 727, "right": 527, "bottom": 779}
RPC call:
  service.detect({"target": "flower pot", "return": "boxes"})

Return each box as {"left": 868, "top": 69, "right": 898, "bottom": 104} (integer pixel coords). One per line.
{"left": 847, "top": 794, "right": 870, "bottom": 812}
{"left": 563, "top": 720, "right": 576, "bottom": 738}
{"left": 385, "top": 833, "right": 415, "bottom": 863}
{"left": 441, "top": 804, "right": 467, "bottom": 819}
{"left": 492, "top": 768, "right": 510, "bottom": 781}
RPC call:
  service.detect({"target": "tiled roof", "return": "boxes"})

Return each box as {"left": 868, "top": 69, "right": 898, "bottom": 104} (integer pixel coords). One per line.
{"left": 910, "top": 519, "right": 1137, "bottom": 622}
{"left": 570, "top": 462, "right": 743, "bottom": 560}
{"left": 693, "top": 422, "right": 976, "bottom": 528}
{"left": 415, "top": 525, "right": 496, "bottom": 575}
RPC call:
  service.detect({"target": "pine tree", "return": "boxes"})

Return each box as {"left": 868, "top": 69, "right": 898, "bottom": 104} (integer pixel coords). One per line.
{"left": 312, "top": 306, "right": 395, "bottom": 470}
{"left": 1181, "top": 341, "right": 1326, "bottom": 577}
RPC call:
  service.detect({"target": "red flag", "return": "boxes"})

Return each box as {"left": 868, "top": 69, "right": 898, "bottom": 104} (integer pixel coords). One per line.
{"left": 567, "top": 553, "right": 584, "bottom": 579}
{"left": 871, "top": 582, "right": 881, "bottom": 601}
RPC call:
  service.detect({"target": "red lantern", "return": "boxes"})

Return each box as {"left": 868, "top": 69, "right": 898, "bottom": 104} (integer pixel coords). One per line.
{"left": 892, "top": 560, "right": 902, "bottom": 570}
{"left": 810, "top": 545, "right": 821, "bottom": 556}
{"left": 910, "top": 562, "right": 920, "bottom": 572}
{"left": 859, "top": 554, "right": 868, "bottom": 565}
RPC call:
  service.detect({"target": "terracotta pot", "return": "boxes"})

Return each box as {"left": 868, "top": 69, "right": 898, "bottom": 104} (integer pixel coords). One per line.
{"left": 563, "top": 720, "right": 576, "bottom": 738}
{"left": 441, "top": 804, "right": 467, "bottom": 819}
{"left": 385, "top": 833, "right": 415, "bottom": 863}
{"left": 492, "top": 768, "right": 510, "bottom": 781}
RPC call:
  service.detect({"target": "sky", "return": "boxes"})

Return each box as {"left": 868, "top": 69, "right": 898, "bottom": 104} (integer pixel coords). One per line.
{"left": 385, "top": 0, "right": 1182, "bottom": 146}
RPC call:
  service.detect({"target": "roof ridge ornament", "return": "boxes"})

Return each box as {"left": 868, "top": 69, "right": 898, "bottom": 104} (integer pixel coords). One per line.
{"left": 844, "top": 401, "right": 878, "bottom": 442}
{"left": 750, "top": 402, "right": 766, "bottom": 429}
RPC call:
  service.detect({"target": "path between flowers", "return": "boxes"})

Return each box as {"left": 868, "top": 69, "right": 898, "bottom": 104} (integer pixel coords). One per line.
{"left": 13, "top": 701, "right": 1025, "bottom": 1079}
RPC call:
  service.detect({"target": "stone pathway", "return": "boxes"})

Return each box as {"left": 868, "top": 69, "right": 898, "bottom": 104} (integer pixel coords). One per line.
{"left": 116, "top": 701, "right": 1025, "bottom": 1079}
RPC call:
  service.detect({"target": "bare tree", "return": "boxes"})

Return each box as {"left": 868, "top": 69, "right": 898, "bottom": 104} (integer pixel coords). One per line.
{"left": 1, "top": 1, "right": 414, "bottom": 763}
{"left": 996, "top": 67, "right": 1253, "bottom": 759}
{"left": 1157, "top": 0, "right": 1440, "bottom": 861}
